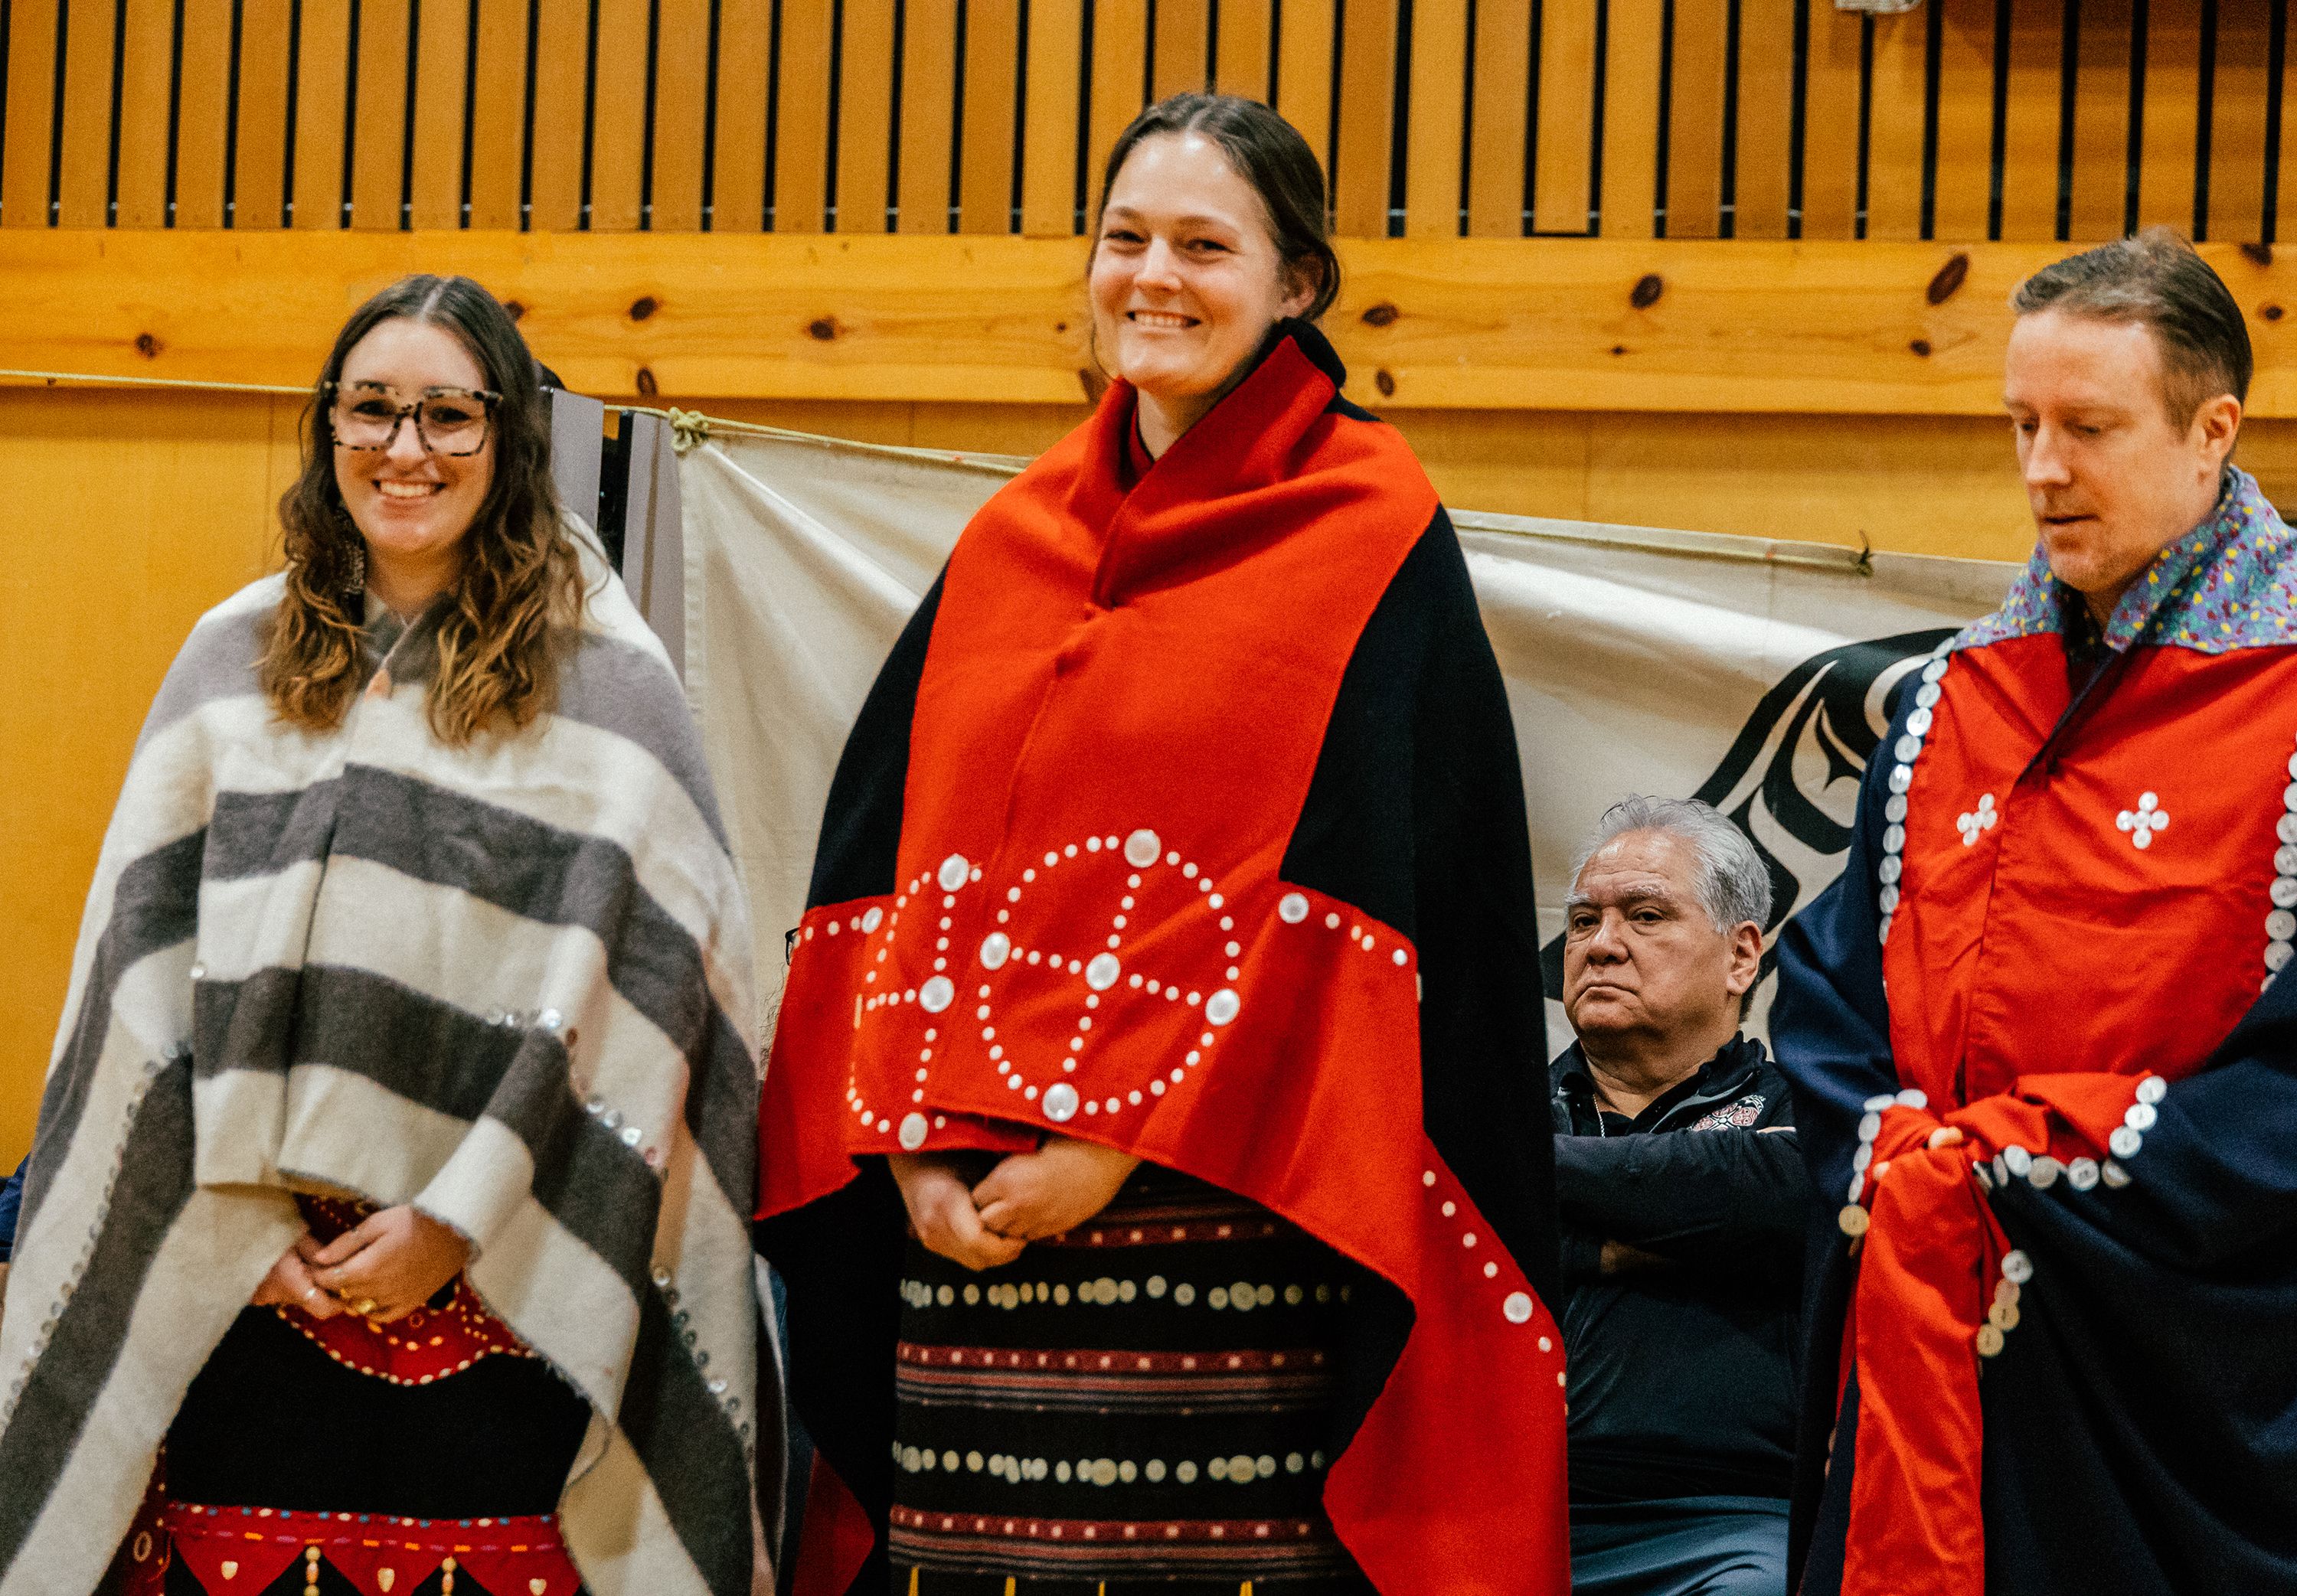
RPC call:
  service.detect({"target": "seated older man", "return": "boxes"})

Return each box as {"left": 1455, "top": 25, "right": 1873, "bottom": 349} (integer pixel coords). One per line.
{"left": 1552, "top": 796, "right": 1811, "bottom": 1596}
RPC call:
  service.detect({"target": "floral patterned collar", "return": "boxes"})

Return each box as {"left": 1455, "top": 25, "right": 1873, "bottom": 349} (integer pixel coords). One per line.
{"left": 1956, "top": 467, "right": 2297, "bottom": 656}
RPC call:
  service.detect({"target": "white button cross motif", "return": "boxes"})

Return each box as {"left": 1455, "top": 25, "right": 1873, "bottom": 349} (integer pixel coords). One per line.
{"left": 1956, "top": 795, "right": 1998, "bottom": 847}
{"left": 2116, "top": 791, "right": 2170, "bottom": 850}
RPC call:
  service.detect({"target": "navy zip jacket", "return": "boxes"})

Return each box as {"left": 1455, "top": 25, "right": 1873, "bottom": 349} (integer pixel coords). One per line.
{"left": 1550, "top": 1033, "right": 1812, "bottom": 1503}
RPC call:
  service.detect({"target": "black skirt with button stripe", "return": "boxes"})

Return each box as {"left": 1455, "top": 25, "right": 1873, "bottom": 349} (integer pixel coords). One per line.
{"left": 887, "top": 1164, "right": 1377, "bottom": 1593}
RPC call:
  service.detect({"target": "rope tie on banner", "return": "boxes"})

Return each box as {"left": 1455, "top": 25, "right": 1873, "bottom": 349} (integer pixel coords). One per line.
{"left": 0, "top": 365, "right": 1889, "bottom": 576}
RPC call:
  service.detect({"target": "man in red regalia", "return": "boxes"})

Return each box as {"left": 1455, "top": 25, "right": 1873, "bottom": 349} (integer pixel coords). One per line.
{"left": 1773, "top": 228, "right": 2297, "bottom": 1594}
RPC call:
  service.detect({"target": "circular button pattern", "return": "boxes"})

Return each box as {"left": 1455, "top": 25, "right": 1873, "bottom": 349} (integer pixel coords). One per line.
{"left": 1042, "top": 1082, "right": 1080, "bottom": 1122}
{"left": 898, "top": 1112, "right": 929, "bottom": 1150}
{"left": 2135, "top": 1075, "right": 2166, "bottom": 1105}
{"left": 1205, "top": 989, "right": 1241, "bottom": 1026}
{"left": 2109, "top": 1124, "right": 2143, "bottom": 1158}
{"left": 1086, "top": 953, "right": 1122, "bottom": 991}
{"left": 862, "top": 906, "right": 884, "bottom": 933}
{"left": 1279, "top": 893, "right": 1310, "bottom": 923}
{"left": 980, "top": 932, "right": 1011, "bottom": 970}
{"left": 938, "top": 854, "right": 971, "bottom": 892}
{"left": 2000, "top": 1249, "right": 2034, "bottom": 1284}
{"left": 919, "top": 976, "right": 955, "bottom": 1013}
{"left": 1502, "top": 1291, "right": 1534, "bottom": 1323}
{"left": 1124, "top": 830, "right": 1162, "bottom": 867}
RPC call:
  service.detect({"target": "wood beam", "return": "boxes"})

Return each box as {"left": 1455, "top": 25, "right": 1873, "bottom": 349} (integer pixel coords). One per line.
{"left": 3, "top": 230, "right": 2292, "bottom": 416}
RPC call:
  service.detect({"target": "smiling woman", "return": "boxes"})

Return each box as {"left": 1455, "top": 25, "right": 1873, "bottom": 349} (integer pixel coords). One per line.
{"left": 0, "top": 276, "right": 772, "bottom": 1596}
{"left": 759, "top": 95, "right": 1571, "bottom": 1596}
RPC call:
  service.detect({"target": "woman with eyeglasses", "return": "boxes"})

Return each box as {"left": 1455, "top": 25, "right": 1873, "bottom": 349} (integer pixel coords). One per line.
{"left": 0, "top": 275, "right": 771, "bottom": 1596}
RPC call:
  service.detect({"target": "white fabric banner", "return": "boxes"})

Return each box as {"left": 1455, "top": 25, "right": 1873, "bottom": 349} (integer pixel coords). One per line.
{"left": 678, "top": 427, "right": 2018, "bottom": 1043}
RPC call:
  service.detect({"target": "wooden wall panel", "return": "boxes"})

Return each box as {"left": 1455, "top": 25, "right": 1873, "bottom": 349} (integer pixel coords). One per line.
{"left": 1404, "top": 0, "right": 1467, "bottom": 238}
{"left": 1866, "top": 11, "right": 1929, "bottom": 240}
{"left": 588, "top": 0, "right": 650, "bottom": 231}
{"left": 1332, "top": 0, "right": 1399, "bottom": 236}
{"left": 1214, "top": 0, "right": 1274, "bottom": 100}
{"left": 1020, "top": 0, "right": 1085, "bottom": 235}
{"left": 30, "top": 230, "right": 2286, "bottom": 413}
{"left": 772, "top": 0, "right": 832, "bottom": 232}
{"left": 350, "top": 0, "right": 413, "bottom": 230}
{"left": 0, "top": 385, "right": 292, "bottom": 1171}
{"left": 2067, "top": 0, "right": 2132, "bottom": 238}
{"left": 958, "top": 0, "right": 1021, "bottom": 234}
{"left": 464, "top": 0, "right": 529, "bottom": 230}
{"left": 1665, "top": 0, "right": 1729, "bottom": 237}
{"left": 832, "top": 0, "right": 895, "bottom": 233}
{"left": 650, "top": 0, "right": 714, "bottom": 230}
{"left": 1152, "top": 0, "right": 1209, "bottom": 97}
{"left": 174, "top": 0, "right": 234, "bottom": 227}
{"left": 1799, "top": 4, "right": 1864, "bottom": 239}
{"left": 1733, "top": 0, "right": 1795, "bottom": 238}
{"left": 57, "top": 0, "right": 123, "bottom": 229}
{"left": 2136, "top": 0, "right": 2201, "bottom": 230}
{"left": 2207, "top": 0, "right": 2272, "bottom": 240}
{"left": 1468, "top": 0, "right": 1532, "bottom": 239}
{"left": 2, "top": 0, "right": 62, "bottom": 229}
{"left": 1532, "top": 0, "right": 1598, "bottom": 233}
{"left": 408, "top": 0, "right": 472, "bottom": 231}
{"left": 2286, "top": 11, "right": 2297, "bottom": 244}
{"left": 116, "top": 0, "right": 177, "bottom": 228}
{"left": 1997, "top": 0, "right": 2063, "bottom": 240}
{"left": 291, "top": 0, "right": 354, "bottom": 227}
{"left": 1272, "top": 0, "right": 1335, "bottom": 181}
{"left": 1598, "top": 0, "right": 1663, "bottom": 238}
{"left": 711, "top": 0, "right": 773, "bottom": 230}
{"left": 233, "top": 0, "right": 296, "bottom": 229}
{"left": 0, "top": 4, "right": 2281, "bottom": 253}
{"left": 1933, "top": 0, "right": 1997, "bottom": 240}
{"left": 899, "top": 0, "right": 959, "bottom": 232}
{"left": 526, "top": 0, "right": 588, "bottom": 231}
{"left": 1085, "top": 0, "right": 1148, "bottom": 204}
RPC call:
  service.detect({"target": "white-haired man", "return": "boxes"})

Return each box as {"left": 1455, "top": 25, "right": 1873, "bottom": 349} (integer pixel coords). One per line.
{"left": 1553, "top": 795, "right": 1811, "bottom": 1596}
{"left": 1775, "top": 230, "right": 2297, "bottom": 1596}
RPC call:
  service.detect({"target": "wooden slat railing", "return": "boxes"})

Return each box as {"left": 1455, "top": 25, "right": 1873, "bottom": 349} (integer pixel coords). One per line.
{"left": 0, "top": 0, "right": 2287, "bottom": 240}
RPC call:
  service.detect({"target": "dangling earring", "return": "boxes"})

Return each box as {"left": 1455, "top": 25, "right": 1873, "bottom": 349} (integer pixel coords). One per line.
{"left": 334, "top": 504, "right": 367, "bottom": 599}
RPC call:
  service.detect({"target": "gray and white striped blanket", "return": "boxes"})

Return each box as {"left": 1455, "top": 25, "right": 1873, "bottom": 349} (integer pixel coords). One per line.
{"left": 0, "top": 533, "right": 774, "bottom": 1596}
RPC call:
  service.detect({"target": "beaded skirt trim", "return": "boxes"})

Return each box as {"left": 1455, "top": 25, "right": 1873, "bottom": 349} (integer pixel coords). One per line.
{"left": 149, "top": 1502, "right": 581, "bottom": 1596}
{"left": 888, "top": 1167, "right": 1373, "bottom": 1591}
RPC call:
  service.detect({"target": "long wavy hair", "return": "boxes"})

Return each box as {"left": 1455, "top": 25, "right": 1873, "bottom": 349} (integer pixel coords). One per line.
{"left": 261, "top": 274, "right": 581, "bottom": 746}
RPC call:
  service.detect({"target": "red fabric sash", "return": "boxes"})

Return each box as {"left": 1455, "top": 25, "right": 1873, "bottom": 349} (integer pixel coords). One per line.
{"left": 1837, "top": 1072, "right": 2146, "bottom": 1594}
{"left": 763, "top": 331, "right": 1569, "bottom": 1594}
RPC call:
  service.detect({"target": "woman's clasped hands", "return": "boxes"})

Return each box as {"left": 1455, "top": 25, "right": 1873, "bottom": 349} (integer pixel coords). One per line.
{"left": 250, "top": 1205, "right": 474, "bottom": 1323}
{"left": 891, "top": 1138, "right": 1142, "bottom": 1271}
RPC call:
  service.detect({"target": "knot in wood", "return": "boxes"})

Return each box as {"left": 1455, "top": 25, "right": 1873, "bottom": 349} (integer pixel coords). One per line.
{"left": 1926, "top": 253, "right": 1970, "bottom": 305}
{"left": 1630, "top": 274, "right": 1664, "bottom": 309}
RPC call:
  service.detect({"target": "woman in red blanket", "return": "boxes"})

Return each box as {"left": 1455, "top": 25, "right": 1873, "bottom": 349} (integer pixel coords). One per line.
{"left": 758, "top": 93, "right": 1567, "bottom": 1596}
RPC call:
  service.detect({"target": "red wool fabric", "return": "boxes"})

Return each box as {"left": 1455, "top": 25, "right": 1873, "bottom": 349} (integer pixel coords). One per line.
{"left": 761, "top": 336, "right": 1568, "bottom": 1595}
{"left": 1884, "top": 635, "right": 2297, "bottom": 1105}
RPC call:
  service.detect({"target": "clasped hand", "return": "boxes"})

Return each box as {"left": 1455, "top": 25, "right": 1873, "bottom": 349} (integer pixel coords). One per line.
{"left": 250, "top": 1204, "right": 473, "bottom": 1323}
{"left": 891, "top": 1138, "right": 1142, "bottom": 1272}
